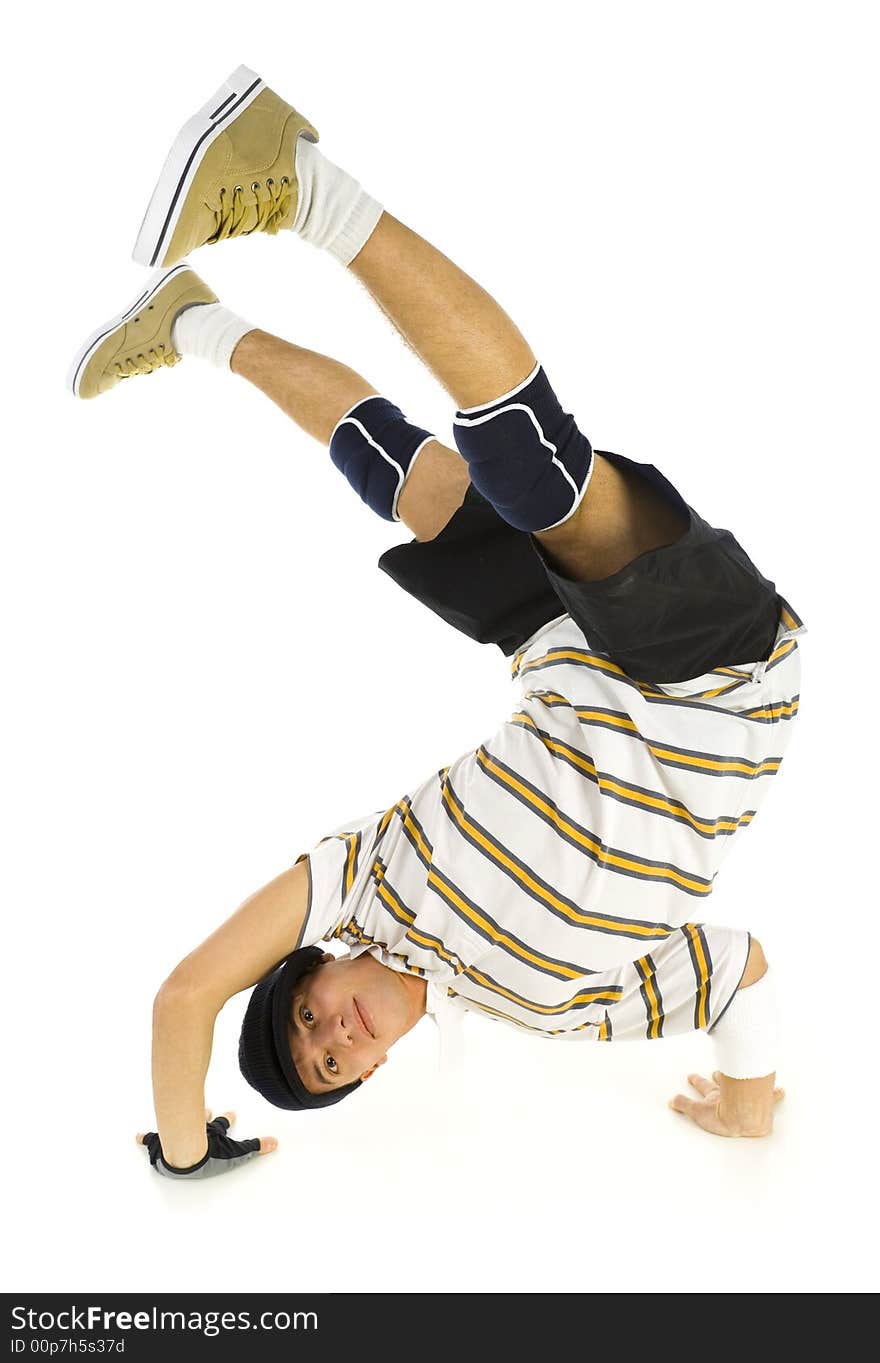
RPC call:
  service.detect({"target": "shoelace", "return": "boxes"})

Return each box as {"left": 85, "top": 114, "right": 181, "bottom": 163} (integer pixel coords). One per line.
{"left": 209, "top": 177, "right": 291, "bottom": 243}
{"left": 113, "top": 345, "right": 180, "bottom": 379}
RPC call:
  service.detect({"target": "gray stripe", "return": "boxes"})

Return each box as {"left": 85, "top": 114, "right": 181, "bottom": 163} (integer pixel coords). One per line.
{"left": 510, "top": 714, "right": 755, "bottom": 839}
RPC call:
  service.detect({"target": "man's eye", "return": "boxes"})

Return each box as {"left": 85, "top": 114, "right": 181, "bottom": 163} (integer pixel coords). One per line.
{"left": 326, "top": 1054, "right": 338, "bottom": 1075}
{"left": 301, "top": 1007, "right": 314, "bottom": 1025}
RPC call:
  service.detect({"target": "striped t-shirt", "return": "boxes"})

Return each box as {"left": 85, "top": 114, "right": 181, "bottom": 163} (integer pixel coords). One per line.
{"left": 301, "top": 603, "right": 804, "bottom": 1044}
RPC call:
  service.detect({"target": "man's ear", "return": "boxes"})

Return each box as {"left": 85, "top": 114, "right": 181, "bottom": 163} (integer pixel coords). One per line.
{"left": 320, "top": 952, "right": 334, "bottom": 964}
{"left": 360, "top": 1055, "right": 388, "bottom": 1082}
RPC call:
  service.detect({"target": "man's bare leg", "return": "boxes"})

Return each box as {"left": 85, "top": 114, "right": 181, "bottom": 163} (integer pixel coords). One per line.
{"left": 230, "top": 310, "right": 682, "bottom": 576}
{"left": 352, "top": 214, "right": 536, "bottom": 410}
{"left": 230, "top": 329, "right": 468, "bottom": 541}
{"left": 534, "top": 458, "right": 688, "bottom": 581}
{"left": 351, "top": 214, "right": 687, "bottom": 580}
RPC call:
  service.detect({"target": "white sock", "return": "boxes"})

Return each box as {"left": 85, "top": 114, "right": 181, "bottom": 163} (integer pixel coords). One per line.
{"left": 292, "top": 139, "right": 384, "bottom": 265}
{"left": 172, "top": 303, "right": 254, "bottom": 370}
{"left": 711, "top": 967, "right": 778, "bottom": 1080}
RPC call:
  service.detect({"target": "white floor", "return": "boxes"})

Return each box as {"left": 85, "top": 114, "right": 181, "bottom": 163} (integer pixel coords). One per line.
{"left": 3, "top": 1, "right": 877, "bottom": 1296}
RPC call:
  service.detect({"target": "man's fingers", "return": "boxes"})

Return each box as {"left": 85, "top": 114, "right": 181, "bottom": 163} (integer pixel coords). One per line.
{"left": 669, "top": 1094, "right": 696, "bottom": 1116}
{"left": 136, "top": 1133, "right": 145, "bottom": 1145}
{"left": 257, "top": 1137, "right": 278, "bottom": 1155}
{"left": 687, "top": 1072, "right": 718, "bottom": 1098}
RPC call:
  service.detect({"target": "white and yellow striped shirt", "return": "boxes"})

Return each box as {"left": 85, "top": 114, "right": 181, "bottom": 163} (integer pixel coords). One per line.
{"left": 302, "top": 604, "right": 804, "bottom": 1044}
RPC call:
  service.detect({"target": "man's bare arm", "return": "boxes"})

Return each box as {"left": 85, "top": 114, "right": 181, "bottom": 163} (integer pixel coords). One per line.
{"left": 149, "top": 858, "right": 311, "bottom": 1168}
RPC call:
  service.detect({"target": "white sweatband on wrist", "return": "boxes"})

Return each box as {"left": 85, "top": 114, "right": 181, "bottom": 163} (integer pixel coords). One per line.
{"left": 710, "top": 967, "right": 778, "bottom": 1080}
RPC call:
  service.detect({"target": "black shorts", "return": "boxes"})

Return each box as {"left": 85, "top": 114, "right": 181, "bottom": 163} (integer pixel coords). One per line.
{"left": 378, "top": 450, "right": 782, "bottom": 683}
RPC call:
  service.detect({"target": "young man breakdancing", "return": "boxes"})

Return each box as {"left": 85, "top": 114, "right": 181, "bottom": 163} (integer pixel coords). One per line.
{"left": 69, "top": 67, "right": 802, "bottom": 1178}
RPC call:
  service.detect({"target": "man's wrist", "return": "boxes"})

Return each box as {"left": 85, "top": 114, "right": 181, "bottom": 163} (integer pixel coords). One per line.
{"left": 717, "top": 1073, "right": 776, "bottom": 1135}
{"left": 153, "top": 1134, "right": 209, "bottom": 1170}
{"left": 158, "top": 1143, "right": 210, "bottom": 1175}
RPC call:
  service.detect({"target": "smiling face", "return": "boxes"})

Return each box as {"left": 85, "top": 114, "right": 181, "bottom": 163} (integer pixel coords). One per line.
{"left": 287, "top": 952, "right": 427, "bottom": 1095}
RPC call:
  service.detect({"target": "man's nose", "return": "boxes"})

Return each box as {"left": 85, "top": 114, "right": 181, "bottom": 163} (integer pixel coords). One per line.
{"left": 322, "top": 1014, "right": 354, "bottom": 1046}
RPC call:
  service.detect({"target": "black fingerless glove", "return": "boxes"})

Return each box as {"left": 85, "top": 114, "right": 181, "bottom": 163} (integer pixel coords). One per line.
{"left": 142, "top": 1118, "right": 261, "bottom": 1179}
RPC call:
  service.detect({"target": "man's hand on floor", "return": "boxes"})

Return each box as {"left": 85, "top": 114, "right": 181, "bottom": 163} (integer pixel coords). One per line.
{"left": 669, "top": 1071, "right": 785, "bottom": 1137}
{"left": 136, "top": 1109, "right": 278, "bottom": 1178}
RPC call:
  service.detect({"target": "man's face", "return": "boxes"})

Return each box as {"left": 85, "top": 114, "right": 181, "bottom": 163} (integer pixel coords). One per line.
{"left": 287, "top": 952, "right": 424, "bottom": 1094}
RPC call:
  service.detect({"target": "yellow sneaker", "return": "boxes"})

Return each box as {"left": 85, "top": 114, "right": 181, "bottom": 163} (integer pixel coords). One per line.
{"left": 68, "top": 264, "right": 217, "bottom": 399}
{"left": 132, "top": 65, "right": 318, "bottom": 269}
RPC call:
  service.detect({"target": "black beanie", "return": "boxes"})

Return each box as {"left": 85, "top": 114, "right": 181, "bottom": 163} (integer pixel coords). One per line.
{"left": 238, "top": 946, "right": 362, "bottom": 1111}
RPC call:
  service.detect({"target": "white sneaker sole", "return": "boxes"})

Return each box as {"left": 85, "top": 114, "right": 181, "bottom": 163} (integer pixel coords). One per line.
{"left": 67, "top": 263, "right": 193, "bottom": 397}
{"left": 132, "top": 64, "right": 266, "bottom": 269}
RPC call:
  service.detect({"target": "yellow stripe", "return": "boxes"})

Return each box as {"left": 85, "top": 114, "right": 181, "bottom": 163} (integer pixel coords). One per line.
{"left": 344, "top": 834, "right": 359, "bottom": 895}
{"left": 375, "top": 873, "right": 412, "bottom": 923}
{"left": 450, "top": 992, "right": 545, "bottom": 1033}
{"left": 375, "top": 859, "right": 602, "bottom": 994}
{"left": 371, "top": 839, "right": 601, "bottom": 983}
{"left": 638, "top": 958, "right": 662, "bottom": 1040}
{"left": 465, "top": 964, "right": 621, "bottom": 1017}
{"left": 572, "top": 707, "right": 782, "bottom": 776}
{"left": 405, "top": 923, "right": 462, "bottom": 972}
{"left": 341, "top": 916, "right": 426, "bottom": 976}
{"left": 341, "top": 919, "right": 372, "bottom": 946}
{"left": 478, "top": 748, "right": 712, "bottom": 895}
{"left": 375, "top": 857, "right": 581, "bottom": 981}
{"left": 528, "top": 692, "right": 783, "bottom": 775}
{"left": 595, "top": 772, "right": 750, "bottom": 835}
{"left": 521, "top": 642, "right": 801, "bottom": 715}
{"left": 512, "top": 711, "right": 601, "bottom": 778}
{"left": 440, "top": 781, "right": 675, "bottom": 938}
{"left": 374, "top": 839, "right": 631, "bottom": 998}
{"left": 521, "top": 648, "right": 631, "bottom": 685}
{"left": 644, "top": 743, "right": 781, "bottom": 778}
{"left": 679, "top": 678, "right": 748, "bottom": 700}
{"left": 768, "top": 638, "right": 796, "bottom": 666}
{"left": 684, "top": 923, "right": 711, "bottom": 1029}
{"left": 523, "top": 648, "right": 743, "bottom": 704}
{"left": 427, "top": 865, "right": 590, "bottom": 976}
{"left": 515, "top": 621, "right": 800, "bottom": 708}
{"left": 511, "top": 712, "right": 754, "bottom": 837}
{"left": 375, "top": 874, "right": 465, "bottom": 973}
{"left": 375, "top": 805, "right": 396, "bottom": 842}
{"left": 639, "top": 678, "right": 740, "bottom": 702}
{"left": 399, "top": 801, "right": 433, "bottom": 864}
{"left": 741, "top": 697, "right": 799, "bottom": 722}
{"left": 450, "top": 989, "right": 596, "bottom": 1037}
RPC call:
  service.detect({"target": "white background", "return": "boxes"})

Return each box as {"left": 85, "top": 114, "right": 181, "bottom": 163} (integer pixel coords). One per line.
{"left": 2, "top": 0, "right": 878, "bottom": 1296}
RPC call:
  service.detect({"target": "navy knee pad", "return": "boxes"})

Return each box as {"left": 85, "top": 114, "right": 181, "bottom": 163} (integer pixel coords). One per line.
{"left": 329, "top": 396, "right": 435, "bottom": 522}
{"left": 453, "top": 366, "right": 593, "bottom": 533}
